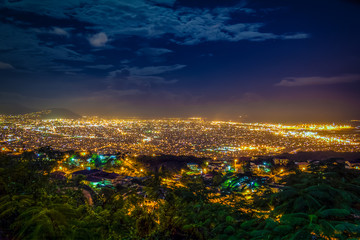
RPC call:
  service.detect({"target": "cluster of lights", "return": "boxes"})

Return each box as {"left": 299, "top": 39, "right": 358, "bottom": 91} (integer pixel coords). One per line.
{"left": 1, "top": 115, "right": 359, "bottom": 157}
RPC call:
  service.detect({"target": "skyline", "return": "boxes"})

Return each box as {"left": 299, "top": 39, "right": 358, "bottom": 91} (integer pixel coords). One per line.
{"left": 1, "top": 0, "right": 360, "bottom": 122}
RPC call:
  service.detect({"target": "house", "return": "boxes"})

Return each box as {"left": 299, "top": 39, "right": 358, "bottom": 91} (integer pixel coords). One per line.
{"left": 295, "top": 161, "right": 309, "bottom": 171}
{"left": 274, "top": 158, "right": 289, "bottom": 166}
{"left": 187, "top": 163, "right": 199, "bottom": 171}
{"left": 345, "top": 160, "right": 360, "bottom": 170}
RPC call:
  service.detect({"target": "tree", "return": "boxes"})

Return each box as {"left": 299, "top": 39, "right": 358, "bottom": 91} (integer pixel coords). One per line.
{"left": 12, "top": 203, "right": 77, "bottom": 240}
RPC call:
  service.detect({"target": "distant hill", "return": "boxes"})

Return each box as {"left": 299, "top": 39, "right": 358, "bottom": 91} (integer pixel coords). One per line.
{"left": 0, "top": 103, "right": 38, "bottom": 115}
{"left": 41, "top": 108, "right": 82, "bottom": 119}
{"left": 0, "top": 105, "right": 82, "bottom": 119}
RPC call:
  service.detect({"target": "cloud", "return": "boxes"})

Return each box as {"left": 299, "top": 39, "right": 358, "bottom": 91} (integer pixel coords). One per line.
{"left": 50, "top": 27, "right": 70, "bottom": 37}
{"left": 136, "top": 47, "right": 173, "bottom": 56}
{"left": 275, "top": 74, "right": 360, "bottom": 87}
{"left": 128, "top": 64, "right": 186, "bottom": 75}
{"left": 108, "top": 64, "right": 184, "bottom": 89}
{"left": 4, "top": 0, "right": 309, "bottom": 46}
{"left": 136, "top": 48, "right": 173, "bottom": 63}
{"left": 33, "top": 27, "right": 71, "bottom": 37}
{"left": 0, "top": 0, "right": 309, "bottom": 78}
{"left": 281, "top": 33, "right": 309, "bottom": 40}
{"left": 0, "top": 61, "right": 15, "bottom": 69}
{"left": 108, "top": 64, "right": 185, "bottom": 78}
{"left": 127, "top": 75, "right": 178, "bottom": 86}
{"left": 41, "top": 45, "right": 94, "bottom": 62}
{"left": 0, "top": 23, "right": 93, "bottom": 71}
{"left": 148, "top": 0, "right": 176, "bottom": 7}
{"left": 89, "top": 32, "right": 108, "bottom": 47}
{"left": 86, "top": 64, "right": 114, "bottom": 70}
{"left": 49, "top": 65, "right": 83, "bottom": 72}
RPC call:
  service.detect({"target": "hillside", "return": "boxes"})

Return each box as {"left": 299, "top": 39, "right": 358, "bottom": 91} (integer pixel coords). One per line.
{"left": 41, "top": 108, "right": 82, "bottom": 119}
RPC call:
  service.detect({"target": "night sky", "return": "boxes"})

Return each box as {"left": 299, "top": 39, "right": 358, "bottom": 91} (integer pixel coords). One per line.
{"left": 1, "top": 0, "right": 359, "bottom": 122}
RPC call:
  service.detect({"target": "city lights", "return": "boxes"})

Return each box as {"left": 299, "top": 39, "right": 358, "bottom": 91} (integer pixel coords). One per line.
{"left": 0, "top": 114, "right": 359, "bottom": 158}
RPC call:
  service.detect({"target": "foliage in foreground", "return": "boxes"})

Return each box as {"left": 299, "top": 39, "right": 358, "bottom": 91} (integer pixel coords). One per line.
{"left": 1, "top": 154, "right": 360, "bottom": 239}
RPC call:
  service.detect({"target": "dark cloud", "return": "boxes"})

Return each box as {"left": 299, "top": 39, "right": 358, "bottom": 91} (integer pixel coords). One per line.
{"left": 275, "top": 75, "right": 360, "bottom": 87}
{"left": 49, "top": 27, "right": 70, "bottom": 37}
{"left": 0, "top": 0, "right": 308, "bottom": 77}
{"left": 107, "top": 64, "right": 183, "bottom": 90}
{"left": 0, "top": 23, "right": 93, "bottom": 71}
{"left": 85, "top": 64, "right": 114, "bottom": 70}
{"left": 0, "top": 61, "right": 15, "bottom": 69}
{"left": 136, "top": 47, "right": 173, "bottom": 56}
{"left": 3, "top": 0, "right": 308, "bottom": 45}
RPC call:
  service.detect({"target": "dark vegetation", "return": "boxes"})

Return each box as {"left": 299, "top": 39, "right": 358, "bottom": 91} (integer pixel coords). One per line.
{"left": 276, "top": 151, "right": 360, "bottom": 162}
{"left": 137, "top": 155, "right": 207, "bottom": 172}
{"left": 1, "top": 153, "right": 360, "bottom": 239}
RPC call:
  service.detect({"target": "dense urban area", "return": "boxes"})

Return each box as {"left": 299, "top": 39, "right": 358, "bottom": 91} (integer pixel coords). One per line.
{"left": 1, "top": 111, "right": 359, "bottom": 157}
{"left": 1, "top": 111, "right": 360, "bottom": 239}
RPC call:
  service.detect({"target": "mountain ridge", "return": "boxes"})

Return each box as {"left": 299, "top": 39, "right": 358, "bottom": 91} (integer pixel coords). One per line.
{"left": 41, "top": 108, "right": 82, "bottom": 119}
{"left": 0, "top": 104, "right": 81, "bottom": 119}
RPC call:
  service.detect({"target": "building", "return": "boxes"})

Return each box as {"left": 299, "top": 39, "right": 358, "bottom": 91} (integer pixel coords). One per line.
{"left": 273, "top": 158, "right": 289, "bottom": 166}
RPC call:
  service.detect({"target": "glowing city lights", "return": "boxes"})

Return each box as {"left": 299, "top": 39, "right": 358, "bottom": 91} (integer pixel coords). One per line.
{"left": 0, "top": 114, "right": 358, "bottom": 158}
